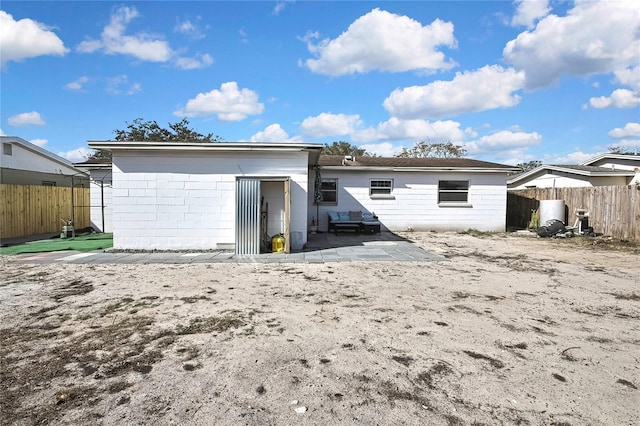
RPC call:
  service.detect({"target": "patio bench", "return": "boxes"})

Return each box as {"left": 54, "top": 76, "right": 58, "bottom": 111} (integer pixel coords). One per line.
{"left": 328, "top": 210, "right": 381, "bottom": 235}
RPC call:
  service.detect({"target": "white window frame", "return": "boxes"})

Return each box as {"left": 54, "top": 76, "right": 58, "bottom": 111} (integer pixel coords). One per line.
{"left": 369, "top": 179, "right": 393, "bottom": 195}
{"left": 3, "top": 143, "right": 12, "bottom": 156}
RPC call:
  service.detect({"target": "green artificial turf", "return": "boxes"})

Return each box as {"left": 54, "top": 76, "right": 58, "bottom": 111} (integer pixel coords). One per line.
{"left": 0, "top": 233, "right": 113, "bottom": 255}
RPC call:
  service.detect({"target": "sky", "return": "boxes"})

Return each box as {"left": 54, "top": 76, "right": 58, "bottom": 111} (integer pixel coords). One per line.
{"left": 1, "top": 0, "right": 639, "bottom": 165}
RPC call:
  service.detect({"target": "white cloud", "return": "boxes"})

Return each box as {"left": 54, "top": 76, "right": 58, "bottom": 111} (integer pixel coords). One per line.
{"left": 0, "top": 128, "right": 5, "bottom": 136}
{"left": 544, "top": 150, "right": 599, "bottom": 164}
{"left": 0, "top": 11, "right": 68, "bottom": 66}
{"left": 30, "top": 138, "right": 48, "bottom": 147}
{"left": 303, "top": 8, "right": 456, "bottom": 76}
{"left": 174, "top": 81, "right": 264, "bottom": 121}
{"left": 77, "top": 6, "right": 173, "bottom": 62}
{"left": 606, "top": 139, "right": 640, "bottom": 153}
{"left": 105, "top": 75, "right": 142, "bottom": 95}
{"left": 300, "top": 113, "right": 362, "bottom": 137}
{"left": 59, "top": 147, "right": 91, "bottom": 162}
{"left": 174, "top": 18, "right": 206, "bottom": 39}
{"left": 589, "top": 89, "right": 640, "bottom": 109}
{"left": 249, "top": 123, "right": 302, "bottom": 143}
{"left": 504, "top": 0, "right": 640, "bottom": 89}
{"left": 8, "top": 111, "right": 45, "bottom": 126}
{"left": 464, "top": 130, "right": 542, "bottom": 160}
{"left": 609, "top": 123, "right": 640, "bottom": 138}
{"left": 65, "top": 76, "right": 90, "bottom": 91}
{"left": 352, "top": 118, "right": 469, "bottom": 143}
{"left": 358, "top": 142, "right": 399, "bottom": 157}
{"left": 273, "top": 1, "right": 295, "bottom": 16}
{"left": 615, "top": 65, "right": 640, "bottom": 91}
{"left": 175, "top": 53, "right": 213, "bottom": 70}
{"left": 383, "top": 65, "right": 525, "bottom": 119}
{"left": 511, "top": 0, "right": 550, "bottom": 29}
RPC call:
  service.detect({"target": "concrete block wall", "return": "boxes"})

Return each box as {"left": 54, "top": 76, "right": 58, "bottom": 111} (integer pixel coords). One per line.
{"left": 312, "top": 170, "right": 508, "bottom": 232}
{"left": 112, "top": 151, "right": 309, "bottom": 250}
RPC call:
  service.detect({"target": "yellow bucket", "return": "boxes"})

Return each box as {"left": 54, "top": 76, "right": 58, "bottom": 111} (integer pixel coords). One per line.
{"left": 271, "top": 234, "right": 285, "bottom": 253}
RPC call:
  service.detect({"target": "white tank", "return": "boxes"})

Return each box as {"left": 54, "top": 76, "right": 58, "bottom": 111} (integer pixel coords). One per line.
{"left": 539, "top": 199, "right": 565, "bottom": 225}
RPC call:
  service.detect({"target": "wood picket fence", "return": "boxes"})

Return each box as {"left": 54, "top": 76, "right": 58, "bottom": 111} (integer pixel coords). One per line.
{"left": 0, "top": 184, "right": 90, "bottom": 240}
{"left": 507, "top": 185, "right": 640, "bottom": 241}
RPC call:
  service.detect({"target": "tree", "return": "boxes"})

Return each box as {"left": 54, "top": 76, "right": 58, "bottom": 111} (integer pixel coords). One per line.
{"left": 321, "top": 141, "right": 368, "bottom": 157}
{"left": 395, "top": 141, "right": 466, "bottom": 158}
{"left": 89, "top": 118, "right": 223, "bottom": 160}
{"left": 607, "top": 145, "right": 638, "bottom": 155}
{"left": 516, "top": 160, "right": 542, "bottom": 172}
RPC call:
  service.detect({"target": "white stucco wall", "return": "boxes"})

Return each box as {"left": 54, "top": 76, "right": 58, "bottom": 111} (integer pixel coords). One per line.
{"left": 310, "top": 170, "right": 508, "bottom": 232}
{"left": 111, "top": 150, "right": 309, "bottom": 250}
{"left": 88, "top": 169, "right": 113, "bottom": 233}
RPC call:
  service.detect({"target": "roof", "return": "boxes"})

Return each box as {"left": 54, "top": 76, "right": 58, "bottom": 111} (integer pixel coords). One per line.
{"left": 318, "top": 155, "right": 516, "bottom": 172}
{"left": 507, "top": 164, "right": 636, "bottom": 185}
{"left": 73, "top": 158, "right": 112, "bottom": 169}
{"left": 87, "top": 140, "right": 324, "bottom": 165}
{"left": 581, "top": 153, "right": 640, "bottom": 166}
{"left": 1, "top": 136, "right": 88, "bottom": 175}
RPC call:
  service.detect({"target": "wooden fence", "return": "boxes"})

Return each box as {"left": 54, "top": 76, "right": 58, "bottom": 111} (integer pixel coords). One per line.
{"left": 507, "top": 185, "right": 640, "bottom": 241}
{"left": 0, "top": 184, "right": 90, "bottom": 240}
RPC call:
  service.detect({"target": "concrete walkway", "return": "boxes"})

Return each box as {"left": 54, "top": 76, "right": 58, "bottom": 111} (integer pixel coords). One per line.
{"left": 6, "top": 232, "right": 445, "bottom": 264}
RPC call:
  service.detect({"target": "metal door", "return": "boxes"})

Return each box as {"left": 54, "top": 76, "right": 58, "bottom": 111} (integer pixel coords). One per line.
{"left": 235, "top": 178, "right": 261, "bottom": 255}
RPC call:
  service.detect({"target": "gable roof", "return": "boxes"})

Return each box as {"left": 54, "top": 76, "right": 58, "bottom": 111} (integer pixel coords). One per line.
{"left": 581, "top": 153, "right": 640, "bottom": 166}
{"left": 318, "top": 155, "right": 516, "bottom": 172}
{"left": 507, "top": 164, "right": 635, "bottom": 186}
{"left": 1, "top": 136, "right": 83, "bottom": 172}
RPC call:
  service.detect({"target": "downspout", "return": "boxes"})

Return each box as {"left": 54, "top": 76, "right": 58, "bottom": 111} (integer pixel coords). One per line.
{"left": 100, "top": 180, "right": 105, "bottom": 233}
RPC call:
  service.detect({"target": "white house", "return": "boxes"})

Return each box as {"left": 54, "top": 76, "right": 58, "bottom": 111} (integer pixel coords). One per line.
{"left": 1, "top": 136, "right": 88, "bottom": 187}
{"left": 312, "top": 155, "right": 516, "bottom": 233}
{"left": 87, "top": 141, "right": 322, "bottom": 253}
{"left": 74, "top": 159, "right": 113, "bottom": 233}
{"left": 507, "top": 154, "right": 640, "bottom": 190}
{"left": 87, "top": 142, "right": 516, "bottom": 252}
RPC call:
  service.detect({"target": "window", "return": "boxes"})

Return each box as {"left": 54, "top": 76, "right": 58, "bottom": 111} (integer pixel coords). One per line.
{"left": 438, "top": 180, "right": 469, "bottom": 203}
{"left": 41, "top": 181, "right": 57, "bottom": 187}
{"left": 370, "top": 179, "right": 393, "bottom": 195}
{"left": 3, "top": 143, "right": 12, "bottom": 155}
{"left": 319, "top": 178, "right": 337, "bottom": 204}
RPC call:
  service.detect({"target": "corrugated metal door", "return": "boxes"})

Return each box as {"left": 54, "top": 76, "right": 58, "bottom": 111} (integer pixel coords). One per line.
{"left": 236, "top": 178, "right": 261, "bottom": 255}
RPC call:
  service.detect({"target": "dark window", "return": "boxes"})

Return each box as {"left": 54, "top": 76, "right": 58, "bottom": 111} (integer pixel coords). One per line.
{"left": 438, "top": 180, "right": 469, "bottom": 203}
{"left": 41, "top": 181, "right": 57, "bottom": 187}
{"left": 3, "top": 143, "right": 12, "bottom": 155}
{"left": 319, "top": 179, "right": 337, "bottom": 204}
{"left": 370, "top": 179, "right": 393, "bottom": 195}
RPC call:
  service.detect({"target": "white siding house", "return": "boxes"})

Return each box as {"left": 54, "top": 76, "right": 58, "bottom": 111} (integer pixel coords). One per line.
{"left": 87, "top": 141, "right": 321, "bottom": 252}
{"left": 311, "top": 156, "right": 515, "bottom": 233}
{"left": 1, "top": 136, "right": 88, "bottom": 187}
{"left": 507, "top": 154, "right": 640, "bottom": 190}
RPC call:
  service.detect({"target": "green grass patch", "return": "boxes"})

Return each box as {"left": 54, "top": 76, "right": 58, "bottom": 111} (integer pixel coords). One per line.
{"left": 0, "top": 233, "right": 113, "bottom": 255}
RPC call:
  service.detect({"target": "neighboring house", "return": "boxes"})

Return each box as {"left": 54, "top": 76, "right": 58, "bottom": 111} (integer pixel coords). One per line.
{"left": 507, "top": 154, "right": 640, "bottom": 190}
{"left": 74, "top": 159, "right": 113, "bottom": 233}
{"left": 312, "top": 155, "right": 516, "bottom": 233}
{"left": 581, "top": 153, "right": 640, "bottom": 172}
{"left": 0, "top": 136, "right": 89, "bottom": 187}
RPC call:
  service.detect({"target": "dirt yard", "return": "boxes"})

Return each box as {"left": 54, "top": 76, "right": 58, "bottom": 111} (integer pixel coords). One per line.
{"left": 1, "top": 232, "right": 638, "bottom": 425}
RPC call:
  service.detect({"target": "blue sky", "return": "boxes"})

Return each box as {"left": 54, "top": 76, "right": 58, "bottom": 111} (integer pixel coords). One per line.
{"left": 1, "top": 0, "right": 639, "bottom": 165}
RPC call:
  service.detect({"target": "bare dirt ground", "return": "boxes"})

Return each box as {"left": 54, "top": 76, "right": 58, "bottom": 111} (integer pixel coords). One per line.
{"left": 1, "top": 232, "right": 639, "bottom": 426}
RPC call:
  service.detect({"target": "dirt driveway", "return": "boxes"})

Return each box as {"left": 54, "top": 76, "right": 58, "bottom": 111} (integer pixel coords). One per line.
{"left": 1, "top": 232, "right": 638, "bottom": 425}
